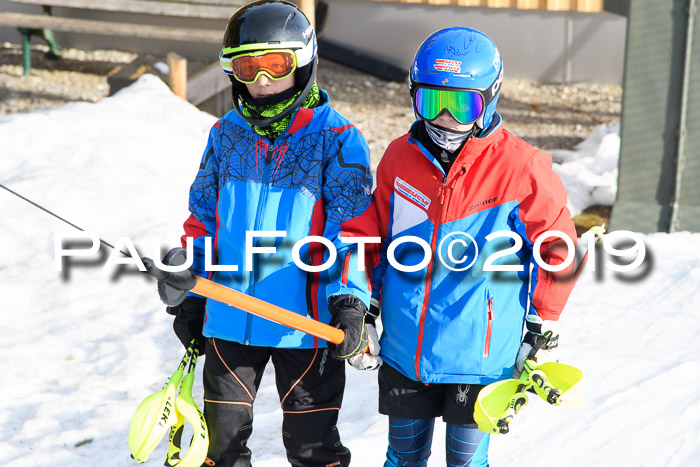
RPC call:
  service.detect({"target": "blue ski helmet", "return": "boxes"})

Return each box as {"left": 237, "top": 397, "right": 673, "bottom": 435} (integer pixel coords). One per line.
{"left": 409, "top": 27, "right": 503, "bottom": 130}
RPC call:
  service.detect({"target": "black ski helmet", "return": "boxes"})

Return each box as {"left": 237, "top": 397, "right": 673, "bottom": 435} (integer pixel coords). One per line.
{"left": 220, "top": 0, "right": 318, "bottom": 127}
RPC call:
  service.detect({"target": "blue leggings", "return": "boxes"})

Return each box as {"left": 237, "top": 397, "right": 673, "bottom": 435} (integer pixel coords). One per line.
{"left": 384, "top": 417, "right": 489, "bottom": 467}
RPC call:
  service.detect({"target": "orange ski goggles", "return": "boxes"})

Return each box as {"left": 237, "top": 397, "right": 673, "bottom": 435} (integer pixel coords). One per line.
{"left": 226, "top": 50, "right": 297, "bottom": 84}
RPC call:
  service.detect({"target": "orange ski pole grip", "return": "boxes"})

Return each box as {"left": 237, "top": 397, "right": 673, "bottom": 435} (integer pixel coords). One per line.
{"left": 191, "top": 276, "right": 346, "bottom": 345}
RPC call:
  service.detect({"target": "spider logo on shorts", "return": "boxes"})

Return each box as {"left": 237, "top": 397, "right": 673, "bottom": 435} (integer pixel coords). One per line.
{"left": 456, "top": 384, "right": 470, "bottom": 406}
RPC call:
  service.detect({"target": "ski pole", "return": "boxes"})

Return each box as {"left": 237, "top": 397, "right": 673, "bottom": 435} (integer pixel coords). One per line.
{"left": 3, "top": 186, "right": 352, "bottom": 463}
{"left": 197, "top": 275, "right": 346, "bottom": 345}
{"left": 128, "top": 346, "right": 193, "bottom": 463}
{"left": 140, "top": 252, "right": 348, "bottom": 345}
{"left": 168, "top": 343, "right": 208, "bottom": 467}
{"left": 129, "top": 341, "right": 208, "bottom": 466}
{"left": 141, "top": 244, "right": 358, "bottom": 346}
{"left": 1, "top": 182, "right": 131, "bottom": 256}
{"left": 2, "top": 184, "right": 350, "bottom": 345}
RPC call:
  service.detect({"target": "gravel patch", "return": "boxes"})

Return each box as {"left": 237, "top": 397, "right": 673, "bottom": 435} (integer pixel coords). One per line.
{"left": 0, "top": 42, "right": 134, "bottom": 112}
{"left": 1, "top": 42, "right": 622, "bottom": 168}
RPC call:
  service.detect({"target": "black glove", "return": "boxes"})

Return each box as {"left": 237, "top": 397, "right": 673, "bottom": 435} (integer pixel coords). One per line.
{"left": 167, "top": 296, "right": 206, "bottom": 354}
{"left": 327, "top": 294, "right": 369, "bottom": 360}
{"left": 143, "top": 248, "right": 198, "bottom": 307}
{"left": 369, "top": 298, "right": 380, "bottom": 323}
{"left": 514, "top": 318, "right": 560, "bottom": 378}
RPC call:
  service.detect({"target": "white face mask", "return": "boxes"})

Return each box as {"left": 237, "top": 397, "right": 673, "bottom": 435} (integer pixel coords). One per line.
{"left": 424, "top": 121, "right": 474, "bottom": 153}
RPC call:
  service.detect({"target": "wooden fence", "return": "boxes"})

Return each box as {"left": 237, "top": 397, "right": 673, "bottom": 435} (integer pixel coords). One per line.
{"left": 366, "top": 0, "right": 604, "bottom": 13}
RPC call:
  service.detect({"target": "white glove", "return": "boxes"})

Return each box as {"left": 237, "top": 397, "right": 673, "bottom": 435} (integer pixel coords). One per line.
{"left": 348, "top": 323, "right": 383, "bottom": 370}
{"left": 514, "top": 316, "right": 559, "bottom": 379}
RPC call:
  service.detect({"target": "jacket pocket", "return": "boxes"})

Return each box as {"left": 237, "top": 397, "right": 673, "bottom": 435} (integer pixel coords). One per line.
{"left": 483, "top": 291, "right": 494, "bottom": 358}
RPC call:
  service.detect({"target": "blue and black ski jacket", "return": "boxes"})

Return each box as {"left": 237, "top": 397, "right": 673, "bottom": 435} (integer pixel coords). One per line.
{"left": 182, "top": 91, "right": 373, "bottom": 349}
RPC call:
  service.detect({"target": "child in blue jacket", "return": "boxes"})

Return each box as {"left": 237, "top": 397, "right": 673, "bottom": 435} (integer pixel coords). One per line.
{"left": 167, "top": 1, "right": 375, "bottom": 465}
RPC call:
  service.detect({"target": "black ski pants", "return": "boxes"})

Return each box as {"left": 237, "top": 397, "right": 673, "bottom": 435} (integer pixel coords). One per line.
{"left": 202, "top": 338, "right": 351, "bottom": 467}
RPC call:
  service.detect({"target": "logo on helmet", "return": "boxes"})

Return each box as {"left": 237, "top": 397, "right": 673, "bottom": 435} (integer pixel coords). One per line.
{"left": 302, "top": 25, "right": 313, "bottom": 40}
{"left": 491, "top": 67, "right": 503, "bottom": 97}
{"left": 434, "top": 59, "right": 461, "bottom": 73}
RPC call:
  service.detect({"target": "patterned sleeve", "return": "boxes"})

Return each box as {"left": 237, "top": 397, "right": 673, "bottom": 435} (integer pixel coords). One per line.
{"left": 182, "top": 122, "right": 220, "bottom": 280}
{"left": 322, "top": 125, "right": 374, "bottom": 308}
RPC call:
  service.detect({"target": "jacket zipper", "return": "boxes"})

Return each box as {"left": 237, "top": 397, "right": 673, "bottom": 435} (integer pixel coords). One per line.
{"left": 244, "top": 141, "right": 274, "bottom": 345}
{"left": 484, "top": 294, "right": 494, "bottom": 357}
{"left": 413, "top": 143, "right": 471, "bottom": 380}
{"left": 444, "top": 167, "right": 466, "bottom": 214}
{"left": 414, "top": 175, "right": 447, "bottom": 381}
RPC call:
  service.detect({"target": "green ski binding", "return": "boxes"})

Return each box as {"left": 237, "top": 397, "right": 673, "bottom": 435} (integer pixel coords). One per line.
{"left": 474, "top": 359, "right": 583, "bottom": 434}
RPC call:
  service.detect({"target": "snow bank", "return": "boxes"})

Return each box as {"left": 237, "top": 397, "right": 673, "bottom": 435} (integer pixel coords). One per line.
{"left": 550, "top": 121, "right": 620, "bottom": 216}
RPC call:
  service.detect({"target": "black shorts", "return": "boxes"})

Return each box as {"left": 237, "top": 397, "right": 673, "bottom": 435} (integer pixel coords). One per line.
{"left": 378, "top": 363, "right": 485, "bottom": 427}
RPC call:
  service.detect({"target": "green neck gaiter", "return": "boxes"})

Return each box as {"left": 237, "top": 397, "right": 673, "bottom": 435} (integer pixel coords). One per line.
{"left": 242, "top": 83, "right": 321, "bottom": 140}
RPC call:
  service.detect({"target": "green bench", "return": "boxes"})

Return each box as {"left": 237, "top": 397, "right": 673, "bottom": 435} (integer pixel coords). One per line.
{"left": 0, "top": 0, "right": 243, "bottom": 76}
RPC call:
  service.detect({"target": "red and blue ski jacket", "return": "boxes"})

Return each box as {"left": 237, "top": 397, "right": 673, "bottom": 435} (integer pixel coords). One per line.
{"left": 182, "top": 91, "right": 373, "bottom": 349}
{"left": 370, "top": 119, "right": 577, "bottom": 384}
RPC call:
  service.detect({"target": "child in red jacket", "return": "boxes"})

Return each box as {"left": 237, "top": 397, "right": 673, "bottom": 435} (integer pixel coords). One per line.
{"left": 368, "top": 27, "right": 577, "bottom": 466}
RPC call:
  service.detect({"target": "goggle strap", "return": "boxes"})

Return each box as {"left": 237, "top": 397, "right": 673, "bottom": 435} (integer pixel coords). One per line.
{"left": 481, "top": 66, "right": 503, "bottom": 107}
{"left": 220, "top": 53, "right": 234, "bottom": 76}
{"left": 294, "top": 34, "right": 316, "bottom": 67}
{"left": 221, "top": 41, "right": 306, "bottom": 56}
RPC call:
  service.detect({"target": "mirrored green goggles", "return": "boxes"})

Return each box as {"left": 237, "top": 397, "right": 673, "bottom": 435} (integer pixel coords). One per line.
{"left": 413, "top": 87, "right": 485, "bottom": 124}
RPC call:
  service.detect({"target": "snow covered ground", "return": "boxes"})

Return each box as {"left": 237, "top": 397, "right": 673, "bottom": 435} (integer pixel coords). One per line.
{"left": 2, "top": 75, "right": 699, "bottom": 466}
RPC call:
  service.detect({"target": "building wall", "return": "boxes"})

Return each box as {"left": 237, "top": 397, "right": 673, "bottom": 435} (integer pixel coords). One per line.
{"left": 321, "top": 0, "right": 626, "bottom": 83}
{"left": 0, "top": 0, "right": 626, "bottom": 83}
